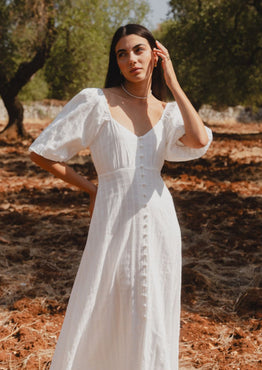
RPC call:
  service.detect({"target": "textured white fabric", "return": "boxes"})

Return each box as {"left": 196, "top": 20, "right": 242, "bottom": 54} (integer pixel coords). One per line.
{"left": 29, "top": 88, "right": 212, "bottom": 370}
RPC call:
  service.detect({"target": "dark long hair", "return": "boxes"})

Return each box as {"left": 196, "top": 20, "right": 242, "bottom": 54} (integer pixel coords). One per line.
{"left": 104, "top": 24, "right": 167, "bottom": 101}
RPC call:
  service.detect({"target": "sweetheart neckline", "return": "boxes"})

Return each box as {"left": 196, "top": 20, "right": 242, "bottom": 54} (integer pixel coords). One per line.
{"left": 100, "top": 88, "right": 169, "bottom": 139}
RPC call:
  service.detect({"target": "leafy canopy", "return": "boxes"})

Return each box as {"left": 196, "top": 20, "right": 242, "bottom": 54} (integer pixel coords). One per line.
{"left": 156, "top": 0, "right": 262, "bottom": 109}
{"left": 0, "top": 0, "right": 149, "bottom": 101}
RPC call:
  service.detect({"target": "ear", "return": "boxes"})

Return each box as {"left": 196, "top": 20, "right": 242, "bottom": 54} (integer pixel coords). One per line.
{"left": 152, "top": 49, "right": 159, "bottom": 67}
{"left": 154, "top": 55, "right": 159, "bottom": 67}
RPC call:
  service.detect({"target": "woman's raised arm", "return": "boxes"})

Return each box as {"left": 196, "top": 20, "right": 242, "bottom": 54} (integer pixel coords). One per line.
{"left": 154, "top": 40, "right": 209, "bottom": 148}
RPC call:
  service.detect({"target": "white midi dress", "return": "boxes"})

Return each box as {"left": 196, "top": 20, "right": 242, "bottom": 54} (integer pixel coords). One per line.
{"left": 29, "top": 88, "right": 212, "bottom": 370}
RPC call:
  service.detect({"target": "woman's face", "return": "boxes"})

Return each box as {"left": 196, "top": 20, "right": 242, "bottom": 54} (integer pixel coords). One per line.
{"left": 115, "top": 34, "right": 156, "bottom": 83}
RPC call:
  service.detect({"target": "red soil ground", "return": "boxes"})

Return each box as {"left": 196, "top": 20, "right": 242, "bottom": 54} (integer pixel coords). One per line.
{"left": 0, "top": 119, "right": 261, "bottom": 369}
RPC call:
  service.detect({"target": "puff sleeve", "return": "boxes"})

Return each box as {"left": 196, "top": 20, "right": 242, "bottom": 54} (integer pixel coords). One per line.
{"left": 29, "top": 88, "right": 104, "bottom": 162}
{"left": 164, "top": 102, "right": 213, "bottom": 162}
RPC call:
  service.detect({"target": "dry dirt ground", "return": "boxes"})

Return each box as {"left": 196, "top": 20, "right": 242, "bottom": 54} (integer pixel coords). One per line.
{"left": 0, "top": 118, "right": 261, "bottom": 369}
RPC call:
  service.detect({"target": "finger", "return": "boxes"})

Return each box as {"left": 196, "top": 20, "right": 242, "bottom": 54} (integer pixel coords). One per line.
{"left": 155, "top": 40, "right": 169, "bottom": 54}
{"left": 154, "top": 45, "right": 171, "bottom": 59}
{"left": 153, "top": 49, "right": 171, "bottom": 62}
{"left": 153, "top": 49, "right": 158, "bottom": 58}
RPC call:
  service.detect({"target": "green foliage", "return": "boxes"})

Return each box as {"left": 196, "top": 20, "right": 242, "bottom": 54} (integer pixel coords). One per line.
{"left": 45, "top": 0, "right": 150, "bottom": 99}
{"left": 156, "top": 0, "right": 262, "bottom": 108}
{"left": 18, "top": 70, "right": 49, "bottom": 102}
{"left": 0, "top": 0, "right": 149, "bottom": 101}
{"left": 0, "top": 0, "right": 54, "bottom": 82}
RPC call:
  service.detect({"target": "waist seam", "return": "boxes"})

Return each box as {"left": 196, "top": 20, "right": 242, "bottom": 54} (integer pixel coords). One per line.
{"left": 98, "top": 167, "right": 160, "bottom": 178}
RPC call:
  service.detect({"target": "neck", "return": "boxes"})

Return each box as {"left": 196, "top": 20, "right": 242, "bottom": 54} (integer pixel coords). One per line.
{"left": 123, "top": 81, "right": 152, "bottom": 98}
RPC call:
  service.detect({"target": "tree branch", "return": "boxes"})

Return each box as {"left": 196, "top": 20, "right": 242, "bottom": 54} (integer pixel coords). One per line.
{"left": 5, "top": 19, "right": 56, "bottom": 99}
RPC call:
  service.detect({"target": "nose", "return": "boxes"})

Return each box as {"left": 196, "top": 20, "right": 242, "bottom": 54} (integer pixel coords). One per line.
{"left": 128, "top": 51, "right": 137, "bottom": 66}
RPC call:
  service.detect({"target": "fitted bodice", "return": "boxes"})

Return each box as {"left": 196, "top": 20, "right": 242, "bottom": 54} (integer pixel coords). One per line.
{"left": 90, "top": 117, "right": 166, "bottom": 176}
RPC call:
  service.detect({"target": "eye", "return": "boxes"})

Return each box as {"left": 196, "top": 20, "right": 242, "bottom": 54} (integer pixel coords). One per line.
{"left": 136, "top": 46, "right": 144, "bottom": 53}
{"left": 117, "top": 52, "right": 126, "bottom": 58}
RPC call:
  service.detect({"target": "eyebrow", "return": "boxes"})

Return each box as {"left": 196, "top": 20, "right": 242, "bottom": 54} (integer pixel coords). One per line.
{"left": 116, "top": 43, "right": 147, "bottom": 55}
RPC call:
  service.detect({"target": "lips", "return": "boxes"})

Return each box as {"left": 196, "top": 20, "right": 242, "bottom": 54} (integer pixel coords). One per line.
{"left": 129, "top": 67, "right": 141, "bottom": 73}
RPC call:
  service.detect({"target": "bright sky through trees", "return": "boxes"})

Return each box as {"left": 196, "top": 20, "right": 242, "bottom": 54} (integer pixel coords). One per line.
{"left": 147, "top": 0, "right": 170, "bottom": 28}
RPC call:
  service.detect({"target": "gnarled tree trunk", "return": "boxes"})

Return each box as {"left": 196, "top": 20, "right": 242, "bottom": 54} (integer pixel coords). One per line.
{"left": 1, "top": 94, "right": 26, "bottom": 139}
{"left": 0, "top": 1, "right": 56, "bottom": 140}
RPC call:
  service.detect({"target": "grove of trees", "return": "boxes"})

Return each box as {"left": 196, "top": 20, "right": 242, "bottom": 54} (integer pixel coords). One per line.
{"left": 0, "top": 0, "right": 261, "bottom": 138}
{"left": 156, "top": 0, "right": 262, "bottom": 110}
{"left": 0, "top": 0, "right": 149, "bottom": 138}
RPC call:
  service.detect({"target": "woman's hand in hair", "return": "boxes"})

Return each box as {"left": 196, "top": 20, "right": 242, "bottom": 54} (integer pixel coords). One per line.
{"left": 154, "top": 41, "right": 209, "bottom": 148}
{"left": 154, "top": 40, "right": 178, "bottom": 90}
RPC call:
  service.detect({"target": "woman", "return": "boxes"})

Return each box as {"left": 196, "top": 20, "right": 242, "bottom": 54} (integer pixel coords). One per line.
{"left": 30, "top": 24, "right": 212, "bottom": 370}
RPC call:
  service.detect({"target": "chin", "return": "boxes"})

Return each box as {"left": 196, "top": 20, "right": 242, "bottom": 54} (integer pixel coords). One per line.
{"left": 126, "top": 74, "right": 148, "bottom": 83}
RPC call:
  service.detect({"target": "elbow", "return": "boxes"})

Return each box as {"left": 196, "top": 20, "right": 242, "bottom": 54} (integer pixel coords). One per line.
{"left": 198, "top": 136, "right": 209, "bottom": 148}
{"left": 181, "top": 128, "right": 210, "bottom": 148}
{"left": 196, "top": 130, "right": 210, "bottom": 148}
{"left": 189, "top": 136, "right": 209, "bottom": 149}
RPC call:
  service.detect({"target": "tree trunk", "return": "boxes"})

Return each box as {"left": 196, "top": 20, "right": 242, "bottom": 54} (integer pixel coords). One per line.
{"left": 0, "top": 95, "right": 26, "bottom": 139}
{"left": 0, "top": 0, "right": 56, "bottom": 140}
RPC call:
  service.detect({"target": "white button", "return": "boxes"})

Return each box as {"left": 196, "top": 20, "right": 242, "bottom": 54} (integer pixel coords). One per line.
{"left": 140, "top": 165, "right": 144, "bottom": 169}
{"left": 143, "top": 214, "right": 148, "bottom": 219}
{"left": 142, "top": 183, "right": 146, "bottom": 187}
{"left": 143, "top": 303, "right": 147, "bottom": 308}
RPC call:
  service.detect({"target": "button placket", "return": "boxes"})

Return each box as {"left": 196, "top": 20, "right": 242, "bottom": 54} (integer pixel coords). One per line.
{"left": 138, "top": 136, "right": 149, "bottom": 319}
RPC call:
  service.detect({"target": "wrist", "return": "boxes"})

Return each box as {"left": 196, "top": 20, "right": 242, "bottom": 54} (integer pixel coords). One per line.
{"left": 89, "top": 183, "right": 97, "bottom": 196}
{"left": 81, "top": 180, "right": 97, "bottom": 196}
{"left": 168, "top": 79, "right": 182, "bottom": 95}
{"left": 165, "top": 69, "right": 179, "bottom": 89}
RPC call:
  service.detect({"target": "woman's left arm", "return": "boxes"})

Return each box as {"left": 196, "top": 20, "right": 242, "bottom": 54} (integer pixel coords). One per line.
{"left": 154, "top": 40, "right": 209, "bottom": 148}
